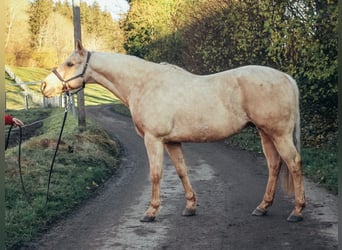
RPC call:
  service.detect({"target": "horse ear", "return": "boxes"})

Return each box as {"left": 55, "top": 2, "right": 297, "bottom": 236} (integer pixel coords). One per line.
{"left": 76, "top": 40, "right": 85, "bottom": 55}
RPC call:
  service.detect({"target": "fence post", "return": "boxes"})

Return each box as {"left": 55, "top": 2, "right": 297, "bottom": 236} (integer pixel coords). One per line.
{"left": 73, "top": 0, "right": 86, "bottom": 128}
{"left": 25, "top": 94, "right": 28, "bottom": 110}
{"left": 71, "top": 95, "right": 76, "bottom": 117}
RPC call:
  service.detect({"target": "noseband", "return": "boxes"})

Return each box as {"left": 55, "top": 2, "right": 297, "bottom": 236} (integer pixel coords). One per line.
{"left": 52, "top": 51, "right": 92, "bottom": 94}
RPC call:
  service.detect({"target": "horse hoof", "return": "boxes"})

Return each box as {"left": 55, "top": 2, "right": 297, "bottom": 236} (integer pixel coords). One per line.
{"left": 182, "top": 208, "right": 196, "bottom": 216}
{"left": 252, "top": 207, "right": 267, "bottom": 216}
{"left": 140, "top": 216, "right": 156, "bottom": 222}
{"left": 287, "top": 213, "right": 303, "bottom": 222}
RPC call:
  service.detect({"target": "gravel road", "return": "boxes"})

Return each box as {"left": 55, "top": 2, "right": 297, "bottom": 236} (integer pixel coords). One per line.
{"left": 22, "top": 104, "right": 337, "bottom": 250}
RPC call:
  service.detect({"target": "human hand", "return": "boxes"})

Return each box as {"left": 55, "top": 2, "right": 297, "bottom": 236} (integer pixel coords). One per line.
{"left": 12, "top": 117, "right": 24, "bottom": 127}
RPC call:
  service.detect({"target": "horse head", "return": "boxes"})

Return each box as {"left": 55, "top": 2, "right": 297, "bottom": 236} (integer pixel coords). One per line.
{"left": 41, "top": 40, "right": 91, "bottom": 97}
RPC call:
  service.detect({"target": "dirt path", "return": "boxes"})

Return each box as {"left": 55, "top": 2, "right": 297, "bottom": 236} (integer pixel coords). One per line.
{"left": 23, "top": 104, "right": 337, "bottom": 250}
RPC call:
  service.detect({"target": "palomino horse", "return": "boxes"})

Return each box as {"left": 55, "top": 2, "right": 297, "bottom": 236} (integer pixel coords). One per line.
{"left": 41, "top": 40, "right": 305, "bottom": 222}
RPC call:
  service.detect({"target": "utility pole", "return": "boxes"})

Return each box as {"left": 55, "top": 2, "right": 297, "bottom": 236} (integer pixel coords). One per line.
{"left": 72, "top": 0, "right": 86, "bottom": 128}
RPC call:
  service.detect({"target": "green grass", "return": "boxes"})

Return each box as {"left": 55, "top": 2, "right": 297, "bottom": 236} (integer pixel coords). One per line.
{"left": 227, "top": 125, "right": 262, "bottom": 153}
{"left": 5, "top": 108, "right": 52, "bottom": 126}
{"left": 301, "top": 147, "right": 337, "bottom": 193}
{"left": 5, "top": 108, "right": 120, "bottom": 249}
{"left": 8, "top": 67, "right": 50, "bottom": 92}
{"left": 226, "top": 126, "right": 337, "bottom": 194}
{"left": 110, "top": 103, "right": 132, "bottom": 117}
{"left": 84, "top": 84, "right": 119, "bottom": 105}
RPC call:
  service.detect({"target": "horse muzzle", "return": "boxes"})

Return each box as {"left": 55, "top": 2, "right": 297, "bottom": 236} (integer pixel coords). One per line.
{"left": 40, "top": 81, "right": 48, "bottom": 96}
{"left": 40, "top": 81, "right": 58, "bottom": 98}
{"left": 40, "top": 81, "right": 46, "bottom": 93}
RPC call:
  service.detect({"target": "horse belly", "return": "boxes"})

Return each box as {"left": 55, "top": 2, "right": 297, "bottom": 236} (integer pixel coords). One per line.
{"left": 164, "top": 111, "right": 247, "bottom": 143}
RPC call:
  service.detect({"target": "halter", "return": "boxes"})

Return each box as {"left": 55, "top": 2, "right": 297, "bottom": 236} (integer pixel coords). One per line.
{"left": 52, "top": 51, "right": 92, "bottom": 95}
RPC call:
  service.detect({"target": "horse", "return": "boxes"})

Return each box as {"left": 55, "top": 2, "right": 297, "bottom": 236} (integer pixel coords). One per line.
{"left": 41, "top": 40, "right": 305, "bottom": 223}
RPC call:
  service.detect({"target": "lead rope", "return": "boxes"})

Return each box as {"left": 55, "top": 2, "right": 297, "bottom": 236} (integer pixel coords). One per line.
{"left": 6, "top": 99, "right": 71, "bottom": 207}
{"left": 5, "top": 124, "right": 13, "bottom": 150}
{"left": 17, "top": 126, "right": 33, "bottom": 204}
{"left": 6, "top": 124, "right": 31, "bottom": 204}
{"left": 44, "top": 94, "right": 70, "bottom": 207}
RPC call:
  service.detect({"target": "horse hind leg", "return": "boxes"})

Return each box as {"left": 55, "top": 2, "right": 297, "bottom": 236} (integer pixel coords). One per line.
{"left": 164, "top": 142, "right": 197, "bottom": 216}
{"left": 273, "top": 135, "right": 305, "bottom": 222}
{"left": 252, "top": 130, "right": 282, "bottom": 217}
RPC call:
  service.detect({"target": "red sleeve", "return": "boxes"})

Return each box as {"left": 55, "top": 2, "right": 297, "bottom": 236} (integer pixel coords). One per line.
{"left": 5, "top": 114, "right": 14, "bottom": 125}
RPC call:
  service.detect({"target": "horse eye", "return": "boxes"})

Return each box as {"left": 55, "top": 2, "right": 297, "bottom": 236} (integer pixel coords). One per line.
{"left": 67, "top": 62, "right": 74, "bottom": 67}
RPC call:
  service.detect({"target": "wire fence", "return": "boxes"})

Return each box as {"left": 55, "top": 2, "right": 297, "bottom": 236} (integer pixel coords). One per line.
{"left": 5, "top": 90, "right": 66, "bottom": 110}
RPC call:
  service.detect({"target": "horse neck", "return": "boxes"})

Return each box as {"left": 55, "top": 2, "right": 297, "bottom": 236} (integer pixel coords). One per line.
{"left": 88, "top": 52, "right": 155, "bottom": 106}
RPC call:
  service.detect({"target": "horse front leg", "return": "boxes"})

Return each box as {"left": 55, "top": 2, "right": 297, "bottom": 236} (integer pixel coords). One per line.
{"left": 164, "top": 142, "right": 197, "bottom": 216}
{"left": 140, "top": 134, "right": 164, "bottom": 222}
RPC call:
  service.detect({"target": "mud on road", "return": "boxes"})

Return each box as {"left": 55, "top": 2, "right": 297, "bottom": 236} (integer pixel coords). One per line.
{"left": 23, "top": 104, "right": 337, "bottom": 250}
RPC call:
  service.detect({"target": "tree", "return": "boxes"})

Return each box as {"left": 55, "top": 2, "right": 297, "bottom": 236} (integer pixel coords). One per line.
{"left": 28, "top": 0, "right": 54, "bottom": 50}
{"left": 6, "top": 0, "right": 125, "bottom": 66}
{"left": 45, "top": 12, "right": 74, "bottom": 65}
{"left": 5, "top": 0, "right": 31, "bottom": 66}
{"left": 261, "top": 0, "right": 337, "bottom": 144}
{"left": 54, "top": 0, "right": 73, "bottom": 20}
{"left": 123, "top": 0, "right": 186, "bottom": 62}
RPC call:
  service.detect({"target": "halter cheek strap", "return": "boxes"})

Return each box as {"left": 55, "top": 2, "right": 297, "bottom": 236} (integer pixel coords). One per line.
{"left": 52, "top": 51, "right": 92, "bottom": 93}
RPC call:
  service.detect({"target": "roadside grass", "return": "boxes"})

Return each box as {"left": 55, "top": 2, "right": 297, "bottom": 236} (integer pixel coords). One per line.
{"left": 226, "top": 126, "right": 337, "bottom": 194}
{"left": 110, "top": 103, "right": 132, "bottom": 117}
{"left": 5, "top": 67, "right": 126, "bottom": 248}
{"left": 5, "top": 108, "right": 120, "bottom": 249}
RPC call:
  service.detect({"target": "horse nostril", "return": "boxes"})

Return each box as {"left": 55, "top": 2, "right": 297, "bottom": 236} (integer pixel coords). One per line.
{"left": 41, "top": 82, "right": 46, "bottom": 92}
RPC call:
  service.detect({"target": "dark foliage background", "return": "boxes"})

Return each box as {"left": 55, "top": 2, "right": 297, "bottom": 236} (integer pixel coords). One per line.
{"left": 123, "top": 0, "right": 337, "bottom": 149}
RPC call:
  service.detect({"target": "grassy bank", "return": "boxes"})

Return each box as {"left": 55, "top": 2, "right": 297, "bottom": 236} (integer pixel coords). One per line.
{"left": 5, "top": 108, "right": 120, "bottom": 249}
{"left": 227, "top": 126, "right": 337, "bottom": 194}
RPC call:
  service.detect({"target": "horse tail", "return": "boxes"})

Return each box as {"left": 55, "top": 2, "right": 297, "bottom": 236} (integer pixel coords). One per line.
{"left": 281, "top": 74, "right": 301, "bottom": 195}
